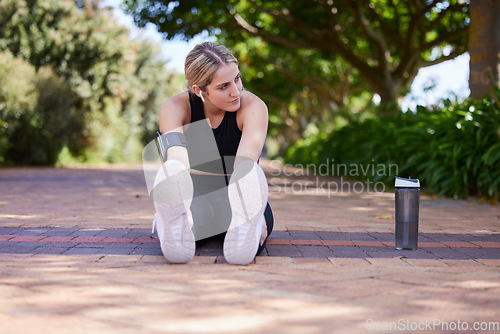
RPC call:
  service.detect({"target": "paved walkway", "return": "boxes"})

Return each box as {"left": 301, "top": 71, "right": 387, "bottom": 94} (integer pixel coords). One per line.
{"left": 0, "top": 160, "right": 499, "bottom": 333}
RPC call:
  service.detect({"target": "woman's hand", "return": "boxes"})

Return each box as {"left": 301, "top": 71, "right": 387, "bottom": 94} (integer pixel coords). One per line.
{"left": 260, "top": 219, "right": 267, "bottom": 246}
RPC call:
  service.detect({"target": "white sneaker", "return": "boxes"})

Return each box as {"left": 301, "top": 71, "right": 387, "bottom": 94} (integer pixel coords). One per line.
{"left": 223, "top": 161, "right": 268, "bottom": 265}
{"left": 152, "top": 160, "right": 195, "bottom": 264}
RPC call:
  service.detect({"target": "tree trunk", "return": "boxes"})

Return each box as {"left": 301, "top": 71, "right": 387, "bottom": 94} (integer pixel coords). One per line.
{"left": 468, "top": 0, "right": 500, "bottom": 99}
{"left": 376, "top": 84, "right": 398, "bottom": 116}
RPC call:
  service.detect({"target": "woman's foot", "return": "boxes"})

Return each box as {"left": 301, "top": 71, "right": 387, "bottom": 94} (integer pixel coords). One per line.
{"left": 223, "top": 161, "right": 268, "bottom": 265}
{"left": 152, "top": 160, "right": 195, "bottom": 263}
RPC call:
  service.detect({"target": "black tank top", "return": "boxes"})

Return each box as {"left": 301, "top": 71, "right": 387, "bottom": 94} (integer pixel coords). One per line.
{"left": 186, "top": 92, "right": 242, "bottom": 175}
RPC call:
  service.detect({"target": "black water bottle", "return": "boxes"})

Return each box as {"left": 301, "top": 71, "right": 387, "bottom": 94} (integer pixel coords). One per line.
{"left": 395, "top": 177, "right": 420, "bottom": 250}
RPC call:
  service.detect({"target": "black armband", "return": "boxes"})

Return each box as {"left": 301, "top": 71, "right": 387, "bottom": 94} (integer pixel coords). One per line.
{"left": 156, "top": 130, "right": 187, "bottom": 162}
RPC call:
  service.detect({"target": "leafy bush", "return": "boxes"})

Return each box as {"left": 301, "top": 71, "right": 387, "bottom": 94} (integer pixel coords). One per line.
{"left": 284, "top": 90, "right": 500, "bottom": 199}
{"left": 0, "top": 51, "right": 83, "bottom": 165}
{"left": 0, "top": 0, "right": 183, "bottom": 166}
{"left": 0, "top": 52, "right": 38, "bottom": 163}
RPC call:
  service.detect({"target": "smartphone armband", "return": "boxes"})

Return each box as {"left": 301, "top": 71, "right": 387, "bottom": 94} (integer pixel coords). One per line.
{"left": 156, "top": 130, "right": 187, "bottom": 162}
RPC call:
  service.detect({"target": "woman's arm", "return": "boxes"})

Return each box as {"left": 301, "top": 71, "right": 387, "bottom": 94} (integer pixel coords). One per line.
{"left": 158, "top": 92, "right": 191, "bottom": 169}
{"left": 235, "top": 91, "right": 269, "bottom": 168}
{"left": 235, "top": 91, "right": 269, "bottom": 246}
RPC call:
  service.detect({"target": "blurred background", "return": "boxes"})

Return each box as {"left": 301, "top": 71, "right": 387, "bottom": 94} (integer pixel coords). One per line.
{"left": 0, "top": 0, "right": 498, "bottom": 201}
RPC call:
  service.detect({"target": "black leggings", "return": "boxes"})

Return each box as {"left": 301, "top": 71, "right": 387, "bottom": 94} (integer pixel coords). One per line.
{"left": 190, "top": 174, "right": 273, "bottom": 255}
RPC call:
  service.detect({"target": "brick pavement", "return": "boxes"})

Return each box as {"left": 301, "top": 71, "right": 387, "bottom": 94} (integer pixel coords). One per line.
{"left": 0, "top": 161, "right": 499, "bottom": 333}
{"left": 2, "top": 226, "right": 499, "bottom": 261}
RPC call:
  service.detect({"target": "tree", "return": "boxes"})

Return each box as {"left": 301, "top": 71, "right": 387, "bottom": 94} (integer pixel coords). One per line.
{"left": 123, "top": 0, "right": 469, "bottom": 114}
{"left": 0, "top": 0, "right": 182, "bottom": 165}
{"left": 0, "top": 0, "right": 122, "bottom": 156}
{"left": 468, "top": 0, "right": 500, "bottom": 99}
{"left": 229, "top": 38, "right": 367, "bottom": 150}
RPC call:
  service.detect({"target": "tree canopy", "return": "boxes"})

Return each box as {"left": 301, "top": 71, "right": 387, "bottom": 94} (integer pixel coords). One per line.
{"left": 0, "top": 0, "right": 182, "bottom": 165}
{"left": 123, "top": 0, "right": 469, "bottom": 109}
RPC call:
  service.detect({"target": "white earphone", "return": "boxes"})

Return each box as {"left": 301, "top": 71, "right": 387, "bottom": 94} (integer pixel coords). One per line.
{"left": 200, "top": 92, "right": 205, "bottom": 103}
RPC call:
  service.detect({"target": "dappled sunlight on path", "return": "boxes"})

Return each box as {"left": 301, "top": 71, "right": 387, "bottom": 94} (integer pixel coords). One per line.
{"left": 0, "top": 161, "right": 499, "bottom": 333}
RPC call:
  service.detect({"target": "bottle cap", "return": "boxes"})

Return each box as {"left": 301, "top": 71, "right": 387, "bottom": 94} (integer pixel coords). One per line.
{"left": 395, "top": 176, "right": 420, "bottom": 188}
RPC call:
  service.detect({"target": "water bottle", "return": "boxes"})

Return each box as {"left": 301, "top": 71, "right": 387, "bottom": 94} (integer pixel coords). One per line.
{"left": 395, "top": 177, "right": 420, "bottom": 250}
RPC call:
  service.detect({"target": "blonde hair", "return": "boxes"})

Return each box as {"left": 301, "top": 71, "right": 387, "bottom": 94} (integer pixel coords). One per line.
{"left": 184, "top": 42, "right": 238, "bottom": 93}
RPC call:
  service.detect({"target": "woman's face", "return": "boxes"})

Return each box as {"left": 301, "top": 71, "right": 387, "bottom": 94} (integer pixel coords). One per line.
{"left": 204, "top": 62, "right": 243, "bottom": 112}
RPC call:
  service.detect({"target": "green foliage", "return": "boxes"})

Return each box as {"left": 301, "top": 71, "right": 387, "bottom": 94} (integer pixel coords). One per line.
{"left": 0, "top": 51, "right": 38, "bottom": 164}
{"left": 6, "top": 63, "right": 79, "bottom": 165}
{"left": 124, "top": 0, "right": 469, "bottom": 106}
{"left": 123, "top": 0, "right": 470, "bottom": 150}
{"left": 284, "top": 90, "right": 500, "bottom": 199}
{"left": 230, "top": 38, "right": 368, "bottom": 155}
{"left": 0, "top": 49, "right": 90, "bottom": 165}
{"left": 0, "top": 0, "right": 182, "bottom": 165}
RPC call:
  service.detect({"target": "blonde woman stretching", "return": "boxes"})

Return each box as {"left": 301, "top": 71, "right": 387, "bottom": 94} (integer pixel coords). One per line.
{"left": 151, "top": 42, "right": 273, "bottom": 265}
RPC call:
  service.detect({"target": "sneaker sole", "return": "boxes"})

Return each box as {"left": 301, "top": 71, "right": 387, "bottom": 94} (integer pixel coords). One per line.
{"left": 223, "top": 161, "right": 268, "bottom": 265}
{"left": 152, "top": 160, "right": 195, "bottom": 264}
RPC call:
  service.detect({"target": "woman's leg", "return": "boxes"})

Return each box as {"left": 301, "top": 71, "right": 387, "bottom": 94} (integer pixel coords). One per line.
{"left": 190, "top": 174, "right": 230, "bottom": 241}
{"left": 190, "top": 192, "right": 214, "bottom": 241}
{"left": 152, "top": 160, "right": 195, "bottom": 263}
{"left": 223, "top": 160, "right": 269, "bottom": 265}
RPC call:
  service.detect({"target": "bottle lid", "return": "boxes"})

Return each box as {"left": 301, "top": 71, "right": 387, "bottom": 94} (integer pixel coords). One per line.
{"left": 395, "top": 176, "right": 420, "bottom": 188}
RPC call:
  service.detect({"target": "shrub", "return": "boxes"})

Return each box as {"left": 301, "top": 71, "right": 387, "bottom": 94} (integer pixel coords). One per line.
{"left": 284, "top": 90, "right": 500, "bottom": 199}
{"left": 0, "top": 51, "right": 81, "bottom": 165}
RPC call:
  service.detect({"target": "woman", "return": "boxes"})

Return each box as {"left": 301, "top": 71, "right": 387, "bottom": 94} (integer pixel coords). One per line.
{"left": 151, "top": 42, "right": 273, "bottom": 265}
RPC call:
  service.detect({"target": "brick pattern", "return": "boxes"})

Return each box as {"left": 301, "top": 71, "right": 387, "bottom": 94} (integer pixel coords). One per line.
{"left": 0, "top": 227, "right": 499, "bottom": 260}
{"left": 1, "top": 162, "right": 500, "bottom": 333}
